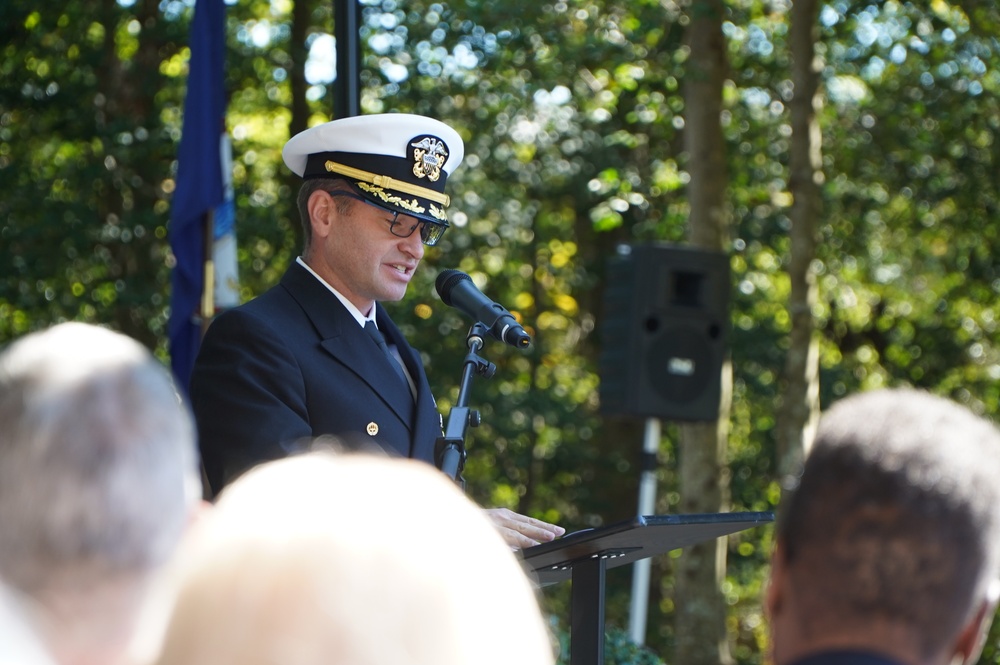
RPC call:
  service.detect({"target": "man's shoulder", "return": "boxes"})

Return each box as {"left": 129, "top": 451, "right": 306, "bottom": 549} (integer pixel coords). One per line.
{"left": 204, "top": 263, "right": 348, "bottom": 345}
{"left": 200, "top": 274, "right": 303, "bottom": 347}
{"left": 218, "top": 264, "right": 312, "bottom": 319}
{"left": 209, "top": 284, "right": 290, "bottom": 329}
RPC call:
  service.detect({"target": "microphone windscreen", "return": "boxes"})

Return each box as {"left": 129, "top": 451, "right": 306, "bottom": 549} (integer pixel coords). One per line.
{"left": 435, "top": 269, "right": 471, "bottom": 306}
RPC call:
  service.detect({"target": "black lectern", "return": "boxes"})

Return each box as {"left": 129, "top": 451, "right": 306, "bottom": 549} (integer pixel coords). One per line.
{"left": 521, "top": 512, "right": 774, "bottom": 665}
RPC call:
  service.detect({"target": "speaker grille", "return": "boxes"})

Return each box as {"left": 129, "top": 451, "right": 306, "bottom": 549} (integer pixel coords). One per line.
{"left": 647, "top": 325, "right": 713, "bottom": 405}
{"left": 598, "top": 244, "right": 730, "bottom": 421}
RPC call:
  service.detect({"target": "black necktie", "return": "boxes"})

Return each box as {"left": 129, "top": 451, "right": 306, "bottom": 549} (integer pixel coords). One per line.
{"left": 364, "top": 320, "right": 411, "bottom": 395}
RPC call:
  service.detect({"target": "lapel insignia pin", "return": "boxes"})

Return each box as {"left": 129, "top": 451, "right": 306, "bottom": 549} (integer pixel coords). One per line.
{"left": 366, "top": 422, "right": 379, "bottom": 436}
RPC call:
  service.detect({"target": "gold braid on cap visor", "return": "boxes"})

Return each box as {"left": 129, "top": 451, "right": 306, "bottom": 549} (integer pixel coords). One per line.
{"left": 324, "top": 160, "right": 451, "bottom": 208}
{"left": 354, "top": 182, "right": 448, "bottom": 223}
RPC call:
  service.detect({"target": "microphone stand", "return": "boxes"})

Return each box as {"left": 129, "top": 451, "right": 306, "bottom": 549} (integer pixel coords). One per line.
{"left": 436, "top": 322, "right": 496, "bottom": 485}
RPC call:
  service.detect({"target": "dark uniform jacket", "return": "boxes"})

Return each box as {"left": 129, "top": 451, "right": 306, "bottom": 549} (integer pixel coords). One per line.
{"left": 190, "top": 261, "right": 441, "bottom": 495}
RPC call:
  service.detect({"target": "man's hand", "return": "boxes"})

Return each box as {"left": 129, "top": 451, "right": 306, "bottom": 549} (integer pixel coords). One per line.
{"left": 484, "top": 507, "right": 565, "bottom": 550}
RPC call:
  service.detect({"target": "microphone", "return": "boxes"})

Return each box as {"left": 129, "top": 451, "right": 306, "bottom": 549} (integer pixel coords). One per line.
{"left": 435, "top": 270, "right": 532, "bottom": 349}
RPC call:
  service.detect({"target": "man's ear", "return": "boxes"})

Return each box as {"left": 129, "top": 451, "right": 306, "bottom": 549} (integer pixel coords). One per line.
{"left": 307, "top": 189, "right": 335, "bottom": 240}
{"left": 950, "top": 583, "right": 999, "bottom": 665}
{"left": 765, "top": 539, "right": 795, "bottom": 665}
{"left": 765, "top": 540, "right": 788, "bottom": 621}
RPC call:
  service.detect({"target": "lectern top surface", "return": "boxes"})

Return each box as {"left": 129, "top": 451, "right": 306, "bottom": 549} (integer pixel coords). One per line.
{"left": 520, "top": 511, "right": 774, "bottom": 586}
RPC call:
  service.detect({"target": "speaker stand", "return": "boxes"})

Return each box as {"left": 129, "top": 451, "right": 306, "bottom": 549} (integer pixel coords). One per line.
{"left": 627, "top": 417, "right": 660, "bottom": 644}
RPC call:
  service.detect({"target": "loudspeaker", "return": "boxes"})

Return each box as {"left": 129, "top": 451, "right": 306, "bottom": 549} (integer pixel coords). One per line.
{"left": 598, "top": 243, "right": 730, "bottom": 422}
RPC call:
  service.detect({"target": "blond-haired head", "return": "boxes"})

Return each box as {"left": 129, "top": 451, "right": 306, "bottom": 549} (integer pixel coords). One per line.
{"left": 156, "top": 451, "right": 555, "bottom": 665}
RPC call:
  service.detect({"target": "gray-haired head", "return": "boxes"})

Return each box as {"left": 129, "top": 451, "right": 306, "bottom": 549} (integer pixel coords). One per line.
{"left": 776, "top": 387, "right": 1000, "bottom": 660}
{"left": 0, "top": 322, "right": 200, "bottom": 595}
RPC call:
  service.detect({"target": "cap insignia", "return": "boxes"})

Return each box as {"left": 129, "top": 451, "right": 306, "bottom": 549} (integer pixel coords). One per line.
{"left": 410, "top": 135, "right": 449, "bottom": 182}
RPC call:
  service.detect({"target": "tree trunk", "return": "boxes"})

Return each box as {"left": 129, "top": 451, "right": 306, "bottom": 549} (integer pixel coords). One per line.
{"left": 776, "top": 0, "right": 823, "bottom": 480}
{"left": 674, "top": 1, "right": 732, "bottom": 664}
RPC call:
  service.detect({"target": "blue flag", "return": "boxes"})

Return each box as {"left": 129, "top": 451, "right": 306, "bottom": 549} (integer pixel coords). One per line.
{"left": 168, "top": 0, "right": 227, "bottom": 394}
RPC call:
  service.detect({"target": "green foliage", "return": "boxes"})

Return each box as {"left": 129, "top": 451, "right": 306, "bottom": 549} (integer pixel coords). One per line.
{"left": 551, "top": 622, "right": 667, "bottom": 665}
{"left": 0, "top": 1, "right": 188, "bottom": 351}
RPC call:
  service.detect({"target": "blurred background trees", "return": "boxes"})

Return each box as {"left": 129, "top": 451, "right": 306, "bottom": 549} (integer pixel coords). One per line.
{"left": 3, "top": 0, "right": 1000, "bottom": 662}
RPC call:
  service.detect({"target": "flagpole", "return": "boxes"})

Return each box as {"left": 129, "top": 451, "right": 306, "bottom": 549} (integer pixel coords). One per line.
{"left": 200, "top": 210, "right": 216, "bottom": 336}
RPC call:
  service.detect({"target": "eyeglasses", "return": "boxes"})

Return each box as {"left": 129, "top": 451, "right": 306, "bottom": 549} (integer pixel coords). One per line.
{"left": 327, "top": 190, "right": 449, "bottom": 246}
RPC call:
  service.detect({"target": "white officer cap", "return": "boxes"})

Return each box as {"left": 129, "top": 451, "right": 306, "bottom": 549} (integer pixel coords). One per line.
{"left": 282, "top": 113, "right": 464, "bottom": 226}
